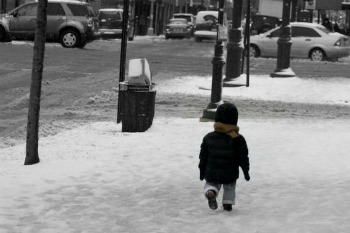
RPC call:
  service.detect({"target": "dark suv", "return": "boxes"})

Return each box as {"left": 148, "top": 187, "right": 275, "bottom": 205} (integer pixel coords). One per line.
{"left": 250, "top": 15, "right": 281, "bottom": 35}
{"left": 0, "top": 0, "right": 99, "bottom": 48}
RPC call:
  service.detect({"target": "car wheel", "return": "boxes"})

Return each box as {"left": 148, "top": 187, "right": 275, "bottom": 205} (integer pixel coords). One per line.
{"left": 310, "top": 48, "right": 325, "bottom": 62}
{"left": 60, "top": 30, "right": 79, "bottom": 48}
{"left": 249, "top": 45, "right": 260, "bottom": 57}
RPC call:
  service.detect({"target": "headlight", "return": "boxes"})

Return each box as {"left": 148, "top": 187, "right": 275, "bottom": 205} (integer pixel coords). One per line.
{"left": 87, "top": 18, "right": 93, "bottom": 27}
{"left": 334, "top": 39, "right": 341, "bottom": 46}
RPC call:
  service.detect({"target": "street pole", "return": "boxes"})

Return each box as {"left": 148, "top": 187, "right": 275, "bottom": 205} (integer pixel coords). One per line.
{"left": 224, "top": 0, "right": 243, "bottom": 83}
{"left": 201, "top": 0, "right": 225, "bottom": 121}
{"left": 291, "top": 0, "right": 298, "bottom": 22}
{"left": 270, "top": 0, "right": 296, "bottom": 78}
{"left": 117, "top": 0, "right": 130, "bottom": 123}
{"left": 148, "top": 0, "right": 155, "bottom": 35}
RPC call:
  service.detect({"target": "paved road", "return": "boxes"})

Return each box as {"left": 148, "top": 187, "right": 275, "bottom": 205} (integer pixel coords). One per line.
{"left": 0, "top": 37, "right": 349, "bottom": 147}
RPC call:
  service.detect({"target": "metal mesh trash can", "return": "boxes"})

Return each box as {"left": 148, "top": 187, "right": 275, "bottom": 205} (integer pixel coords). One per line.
{"left": 119, "top": 83, "right": 156, "bottom": 132}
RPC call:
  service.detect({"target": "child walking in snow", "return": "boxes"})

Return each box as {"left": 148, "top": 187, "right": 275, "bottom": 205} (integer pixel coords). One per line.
{"left": 198, "top": 102, "right": 250, "bottom": 211}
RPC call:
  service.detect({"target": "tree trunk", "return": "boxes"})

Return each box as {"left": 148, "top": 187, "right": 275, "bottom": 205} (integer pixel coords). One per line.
{"left": 24, "top": 0, "right": 48, "bottom": 165}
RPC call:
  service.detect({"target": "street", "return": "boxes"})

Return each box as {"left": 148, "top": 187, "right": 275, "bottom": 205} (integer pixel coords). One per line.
{"left": 1, "top": 37, "right": 350, "bottom": 147}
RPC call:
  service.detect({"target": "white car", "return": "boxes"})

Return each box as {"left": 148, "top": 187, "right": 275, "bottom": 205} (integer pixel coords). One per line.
{"left": 193, "top": 11, "right": 218, "bottom": 42}
{"left": 249, "top": 22, "right": 350, "bottom": 61}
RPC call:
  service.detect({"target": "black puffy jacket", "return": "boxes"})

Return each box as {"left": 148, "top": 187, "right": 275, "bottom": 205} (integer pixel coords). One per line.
{"left": 198, "top": 132, "right": 249, "bottom": 184}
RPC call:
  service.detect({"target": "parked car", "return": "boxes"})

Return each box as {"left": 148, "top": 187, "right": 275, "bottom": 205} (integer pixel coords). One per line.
{"left": 193, "top": 11, "right": 218, "bottom": 42}
{"left": 0, "top": 0, "right": 99, "bottom": 48}
{"left": 97, "top": 8, "right": 134, "bottom": 40}
{"left": 250, "top": 14, "right": 281, "bottom": 35}
{"left": 249, "top": 22, "right": 350, "bottom": 61}
{"left": 165, "top": 18, "right": 192, "bottom": 39}
{"left": 172, "top": 13, "right": 195, "bottom": 35}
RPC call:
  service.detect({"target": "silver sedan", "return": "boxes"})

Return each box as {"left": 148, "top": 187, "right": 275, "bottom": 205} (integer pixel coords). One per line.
{"left": 249, "top": 22, "right": 350, "bottom": 61}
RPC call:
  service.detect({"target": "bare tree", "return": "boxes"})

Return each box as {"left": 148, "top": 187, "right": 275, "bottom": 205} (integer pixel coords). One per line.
{"left": 24, "top": 0, "right": 48, "bottom": 165}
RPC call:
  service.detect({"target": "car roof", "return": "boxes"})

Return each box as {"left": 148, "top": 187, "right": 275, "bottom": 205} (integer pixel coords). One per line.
{"left": 170, "top": 18, "right": 188, "bottom": 22}
{"left": 173, "top": 13, "right": 194, "bottom": 16}
{"left": 46, "top": 0, "right": 86, "bottom": 2}
{"left": 290, "top": 22, "right": 315, "bottom": 26}
{"left": 98, "top": 8, "right": 123, "bottom": 12}
{"left": 196, "top": 11, "right": 218, "bottom": 16}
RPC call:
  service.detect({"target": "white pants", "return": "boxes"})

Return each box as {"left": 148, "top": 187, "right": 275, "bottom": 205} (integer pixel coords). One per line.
{"left": 204, "top": 180, "right": 237, "bottom": 205}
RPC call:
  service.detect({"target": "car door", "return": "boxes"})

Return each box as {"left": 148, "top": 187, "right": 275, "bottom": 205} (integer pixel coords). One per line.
{"left": 260, "top": 28, "right": 280, "bottom": 57}
{"left": 291, "top": 26, "right": 318, "bottom": 58}
{"left": 46, "top": 3, "right": 67, "bottom": 40}
{"left": 9, "top": 3, "right": 37, "bottom": 39}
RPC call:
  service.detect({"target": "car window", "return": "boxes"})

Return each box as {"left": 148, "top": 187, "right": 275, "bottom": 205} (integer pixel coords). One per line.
{"left": 315, "top": 25, "right": 329, "bottom": 34}
{"left": 67, "top": 4, "right": 94, "bottom": 17}
{"left": 269, "top": 28, "right": 280, "bottom": 37}
{"left": 98, "top": 11, "right": 122, "bottom": 21}
{"left": 47, "top": 3, "right": 65, "bottom": 16}
{"left": 292, "top": 26, "right": 320, "bottom": 37}
{"left": 16, "top": 4, "right": 37, "bottom": 17}
{"left": 170, "top": 19, "right": 186, "bottom": 25}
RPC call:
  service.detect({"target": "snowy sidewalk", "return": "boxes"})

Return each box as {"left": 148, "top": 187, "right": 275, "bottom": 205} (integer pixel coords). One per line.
{"left": 1, "top": 74, "right": 350, "bottom": 233}
{"left": 1, "top": 117, "right": 350, "bottom": 233}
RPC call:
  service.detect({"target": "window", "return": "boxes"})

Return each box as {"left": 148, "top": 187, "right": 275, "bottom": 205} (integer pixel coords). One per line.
{"left": 292, "top": 26, "right": 320, "bottom": 37}
{"left": 17, "top": 4, "right": 37, "bottom": 17}
{"left": 98, "top": 11, "right": 122, "bottom": 21}
{"left": 269, "top": 28, "right": 280, "bottom": 37}
{"left": 47, "top": 3, "right": 65, "bottom": 16}
{"left": 67, "top": 4, "right": 94, "bottom": 17}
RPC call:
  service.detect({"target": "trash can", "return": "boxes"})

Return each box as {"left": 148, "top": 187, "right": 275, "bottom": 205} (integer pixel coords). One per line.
{"left": 118, "top": 58, "right": 156, "bottom": 132}
{"left": 119, "top": 83, "right": 156, "bottom": 132}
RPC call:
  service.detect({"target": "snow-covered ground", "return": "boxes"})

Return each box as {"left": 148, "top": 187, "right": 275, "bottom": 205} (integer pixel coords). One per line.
{"left": 1, "top": 74, "right": 350, "bottom": 233}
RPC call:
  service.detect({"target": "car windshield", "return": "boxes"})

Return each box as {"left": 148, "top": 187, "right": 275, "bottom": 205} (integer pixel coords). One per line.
{"left": 98, "top": 11, "right": 122, "bottom": 20}
{"left": 170, "top": 19, "right": 187, "bottom": 25}
{"left": 315, "top": 25, "right": 330, "bottom": 34}
{"left": 174, "top": 15, "right": 191, "bottom": 22}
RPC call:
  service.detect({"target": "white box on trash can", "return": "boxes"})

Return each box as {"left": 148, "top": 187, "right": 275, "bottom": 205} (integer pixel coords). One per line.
{"left": 127, "top": 58, "right": 151, "bottom": 86}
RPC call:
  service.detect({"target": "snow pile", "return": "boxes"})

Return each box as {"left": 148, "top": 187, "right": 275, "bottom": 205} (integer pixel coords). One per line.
{"left": 158, "top": 75, "right": 350, "bottom": 106}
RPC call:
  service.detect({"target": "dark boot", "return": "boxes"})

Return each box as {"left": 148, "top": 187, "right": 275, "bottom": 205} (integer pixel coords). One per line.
{"left": 223, "top": 204, "right": 232, "bottom": 211}
{"left": 206, "top": 190, "right": 218, "bottom": 210}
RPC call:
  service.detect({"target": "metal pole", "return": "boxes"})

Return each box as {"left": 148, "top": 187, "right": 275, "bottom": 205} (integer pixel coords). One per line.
{"left": 224, "top": 0, "right": 243, "bottom": 83}
{"left": 291, "top": 0, "right": 298, "bottom": 22}
{"left": 148, "top": 0, "right": 155, "bottom": 35}
{"left": 200, "top": 0, "right": 225, "bottom": 121}
{"left": 117, "top": 0, "right": 130, "bottom": 123}
{"left": 246, "top": 0, "right": 251, "bottom": 87}
{"left": 270, "top": 0, "right": 296, "bottom": 78}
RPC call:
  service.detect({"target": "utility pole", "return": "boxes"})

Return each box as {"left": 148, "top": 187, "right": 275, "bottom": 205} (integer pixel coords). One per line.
{"left": 224, "top": 0, "right": 243, "bottom": 83}
{"left": 270, "top": 0, "right": 296, "bottom": 78}
{"left": 201, "top": 0, "right": 225, "bottom": 121}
